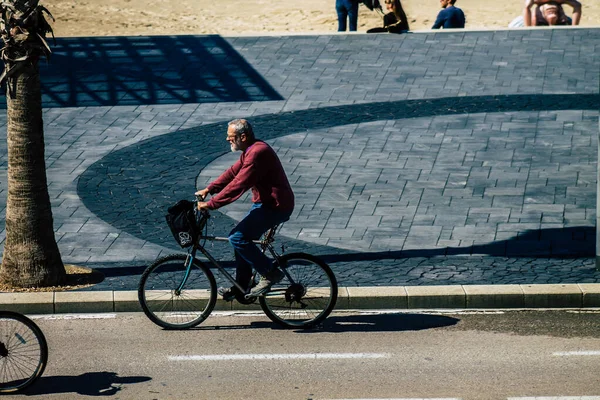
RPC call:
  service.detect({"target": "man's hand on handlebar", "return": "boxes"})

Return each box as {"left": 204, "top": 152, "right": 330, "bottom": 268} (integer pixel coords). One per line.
{"left": 195, "top": 188, "right": 209, "bottom": 200}
{"left": 195, "top": 188, "right": 211, "bottom": 211}
{"left": 196, "top": 201, "right": 210, "bottom": 211}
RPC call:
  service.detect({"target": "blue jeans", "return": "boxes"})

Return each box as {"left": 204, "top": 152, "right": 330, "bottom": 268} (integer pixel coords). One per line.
{"left": 228, "top": 203, "right": 292, "bottom": 289}
{"left": 336, "top": 0, "right": 359, "bottom": 31}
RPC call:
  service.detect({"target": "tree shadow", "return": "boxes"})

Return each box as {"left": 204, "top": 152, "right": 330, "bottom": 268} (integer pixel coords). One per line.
{"left": 64, "top": 265, "right": 105, "bottom": 286}
{"left": 22, "top": 371, "right": 151, "bottom": 396}
{"left": 297, "top": 313, "right": 460, "bottom": 333}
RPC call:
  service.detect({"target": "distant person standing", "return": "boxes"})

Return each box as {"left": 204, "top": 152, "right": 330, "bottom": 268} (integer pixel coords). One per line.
{"left": 432, "top": 0, "right": 466, "bottom": 29}
{"left": 336, "top": 0, "right": 360, "bottom": 31}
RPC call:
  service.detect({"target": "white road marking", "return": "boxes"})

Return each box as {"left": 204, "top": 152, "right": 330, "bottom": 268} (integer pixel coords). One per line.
{"left": 437, "top": 310, "right": 505, "bottom": 315}
{"left": 321, "top": 398, "right": 462, "bottom": 400}
{"left": 566, "top": 310, "right": 600, "bottom": 314}
{"left": 322, "top": 396, "right": 600, "bottom": 400}
{"left": 169, "top": 352, "right": 391, "bottom": 361}
{"left": 552, "top": 351, "right": 600, "bottom": 356}
{"left": 508, "top": 397, "right": 600, "bottom": 399}
{"left": 31, "top": 313, "right": 117, "bottom": 320}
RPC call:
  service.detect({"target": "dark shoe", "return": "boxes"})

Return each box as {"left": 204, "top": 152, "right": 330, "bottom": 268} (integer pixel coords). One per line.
{"left": 217, "top": 286, "right": 238, "bottom": 302}
{"left": 248, "top": 268, "right": 285, "bottom": 297}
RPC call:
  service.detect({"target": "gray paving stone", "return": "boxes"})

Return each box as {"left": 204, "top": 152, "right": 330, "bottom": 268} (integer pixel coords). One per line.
{"left": 0, "top": 29, "right": 598, "bottom": 292}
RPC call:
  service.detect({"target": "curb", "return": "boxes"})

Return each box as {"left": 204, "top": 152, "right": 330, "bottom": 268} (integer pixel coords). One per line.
{"left": 1, "top": 284, "right": 599, "bottom": 315}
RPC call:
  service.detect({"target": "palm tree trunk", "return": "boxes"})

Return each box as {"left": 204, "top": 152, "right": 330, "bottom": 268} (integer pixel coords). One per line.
{"left": 0, "top": 63, "right": 66, "bottom": 287}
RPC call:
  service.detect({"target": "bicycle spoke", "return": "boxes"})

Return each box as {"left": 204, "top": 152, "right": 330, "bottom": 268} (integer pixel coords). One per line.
{"left": 260, "top": 253, "right": 337, "bottom": 328}
{"left": 0, "top": 312, "right": 47, "bottom": 393}
{"left": 139, "top": 255, "right": 216, "bottom": 329}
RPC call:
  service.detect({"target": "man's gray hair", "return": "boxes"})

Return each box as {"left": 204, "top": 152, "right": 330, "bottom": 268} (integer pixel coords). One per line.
{"left": 228, "top": 119, "right": 255, "bottom": 140}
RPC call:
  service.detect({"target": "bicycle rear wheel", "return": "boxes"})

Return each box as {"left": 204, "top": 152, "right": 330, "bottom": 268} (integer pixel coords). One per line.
{"left": 259, "top": 253, "right": 337, "bottom": 329}
{"left": 138, "top": 254, "right": 217, "bottom": 329}
{"left": 0, "top": 311, "right": 48, "bottom": 393}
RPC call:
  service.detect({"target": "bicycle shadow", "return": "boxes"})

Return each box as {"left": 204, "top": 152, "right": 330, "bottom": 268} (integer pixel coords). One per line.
{"left": 294, "top": 313, "right": 460, "bottom": 334}
{"left": 193, "top": 313, "right": 460, "bottom": 333}
{"left": 188, "top": 314, "right": 459, "bottom": 333}
{"left": 185, "top": 311, "right": 459, "bottom": 332}
{"left": 22, "top": 371, "right": 151, "bottom": 396}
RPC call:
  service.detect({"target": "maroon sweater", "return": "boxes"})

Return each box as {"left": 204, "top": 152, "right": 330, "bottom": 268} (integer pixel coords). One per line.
{"left": 206, "top": 140, "right": 295, "bottom": 212}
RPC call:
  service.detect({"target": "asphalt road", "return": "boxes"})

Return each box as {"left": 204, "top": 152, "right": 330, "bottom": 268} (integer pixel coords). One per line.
{"left": 9, "top": 310, "right": 600, "bottom": 400}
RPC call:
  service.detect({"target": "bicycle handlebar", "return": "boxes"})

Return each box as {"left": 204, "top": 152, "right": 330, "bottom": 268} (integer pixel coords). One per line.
{"left": 193, "top": 194, "right": 211, "bottom": 229}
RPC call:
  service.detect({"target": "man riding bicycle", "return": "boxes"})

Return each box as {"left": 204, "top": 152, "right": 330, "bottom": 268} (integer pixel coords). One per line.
{"left": 195, "top": 119, "right": 295, "bottom": 300}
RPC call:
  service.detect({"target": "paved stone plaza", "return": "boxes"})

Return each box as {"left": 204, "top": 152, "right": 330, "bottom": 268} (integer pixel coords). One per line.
{"left": 0, "top": 29, "right": 599, "bottom": 291}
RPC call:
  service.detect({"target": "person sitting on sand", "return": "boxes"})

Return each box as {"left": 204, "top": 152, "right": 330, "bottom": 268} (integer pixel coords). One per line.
{"left": 367, "top": 0, "right": 410, "bottom": 34}
{"left": 431, "top": 0, "right": 465, "bottom": 29}
{"left": 527, "top": 0, "right": 582, "bottom": 25}
{"left": 510, "top": 0, "right": 581, "bottom": 27}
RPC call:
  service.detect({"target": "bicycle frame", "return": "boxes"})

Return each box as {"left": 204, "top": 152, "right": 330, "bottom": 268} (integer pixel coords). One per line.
{"left": 178, "top": 209, "right": 285, "bottom": 295}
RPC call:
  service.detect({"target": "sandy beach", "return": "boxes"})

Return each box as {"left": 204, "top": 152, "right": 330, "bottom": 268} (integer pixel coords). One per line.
{"left": 49, "top": 0, "right": 599, "bottom": 37}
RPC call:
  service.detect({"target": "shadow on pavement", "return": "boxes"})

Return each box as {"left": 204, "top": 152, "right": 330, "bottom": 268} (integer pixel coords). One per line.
{"left": 319, "top": 226, "right": 595, "bottom": 263}
{"left": 298, "top": 313, "right": 460, "bottom": 333}
{"left": 188, "top": 313, "right": 459, "bottom": 333}
{"left": 79, "top": 227, "right": 595, "bottom": 291}
{"left": 0, "top": 35, "right": 283, "bottom": 108}
{"left": 23, "top": 371, "right": 151, "bottom": 396}
{"left": 88, "top": 261, "right": 237, "bottom": 279}
{"left": 190, "top": 321, "right": 273, "bottom": 331}
{"left": 78, "top": 93, "right": 599, "bottom": 261}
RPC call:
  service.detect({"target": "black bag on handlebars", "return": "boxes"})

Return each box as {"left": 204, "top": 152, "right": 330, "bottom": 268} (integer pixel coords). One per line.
{"left": 165, "top": 200, "right": 198, "bottom": 248}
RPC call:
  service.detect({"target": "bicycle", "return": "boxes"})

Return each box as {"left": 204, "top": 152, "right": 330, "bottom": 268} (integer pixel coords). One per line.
{"left": 138, "top": 199, "right": 338, "bottom": 330}
{"left": 0, "top": 311, "right": 48, "bottom": 393}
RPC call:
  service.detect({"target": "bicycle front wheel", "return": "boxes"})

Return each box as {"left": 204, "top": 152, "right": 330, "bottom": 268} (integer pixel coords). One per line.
{"left": 259, "top": 253, "right": 338, "bottom": 329}
{"left": 138, "top": 254, "right": 217, "bottom": 329}
{"left": 0, "top": 311, "right": 48, "bottom": 393}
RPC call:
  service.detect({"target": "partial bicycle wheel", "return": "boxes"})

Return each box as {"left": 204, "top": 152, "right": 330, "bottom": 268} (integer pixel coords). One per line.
{"left": 0, "top": 311, "right": 48, "bottom": 393}
{"left": 259, "top": 252, "right": 338, "bottom": 329}
{"left": 138, "top": 254, "right": 217, "bottom": 329}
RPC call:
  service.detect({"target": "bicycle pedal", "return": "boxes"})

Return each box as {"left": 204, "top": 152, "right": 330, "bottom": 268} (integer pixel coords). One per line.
{"left": 236, "top": 292, "right": 257, "bottom": 305}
